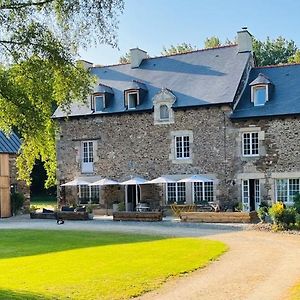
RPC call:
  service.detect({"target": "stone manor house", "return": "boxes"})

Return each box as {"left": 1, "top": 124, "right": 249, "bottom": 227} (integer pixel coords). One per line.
{"left": 53, "top": 29, "right": 300, "bottom": 212}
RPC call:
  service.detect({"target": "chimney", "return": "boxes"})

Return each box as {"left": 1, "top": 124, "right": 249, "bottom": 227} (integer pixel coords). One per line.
{"left": 237, "top": 27, "right": 253, "bottom": 53}
{"left": 77, "top": 60, "right": 93, "bottom": 70}
{"left": 130, "top": 48, "right": 147, "bottom": 68}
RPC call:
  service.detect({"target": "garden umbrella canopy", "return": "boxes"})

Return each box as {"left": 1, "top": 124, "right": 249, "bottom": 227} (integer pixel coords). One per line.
{"left": 89, "top": 178, "right": 119, "bottom": 186}
{"left": 61, "top": 178, "right": 91, "bottom": 186}
{"left": 145, "top": 176, "right": 177, "bottom": 184}
{"left": 120, "top": 177, "right": 147, "bottom": 185}
{"left": 178, "top": 175, "right": 213, "bottom": 183}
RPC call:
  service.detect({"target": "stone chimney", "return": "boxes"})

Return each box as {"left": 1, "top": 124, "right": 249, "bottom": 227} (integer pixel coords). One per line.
{"left": 77, "top": 60, "right": 93, "bottom": 70}
{"left": 237, "top": 27, "right": 253, "bottom": 53}
{"left": 130, "top": 48, "right": 147, "bottom": 68}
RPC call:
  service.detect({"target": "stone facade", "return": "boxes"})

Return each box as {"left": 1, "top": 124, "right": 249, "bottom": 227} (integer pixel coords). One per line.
{"left": 57, "top": 105, "right": 238, "bottom": 207}
{"left": 56, "top": 105, "right": 300, "bottom": 210}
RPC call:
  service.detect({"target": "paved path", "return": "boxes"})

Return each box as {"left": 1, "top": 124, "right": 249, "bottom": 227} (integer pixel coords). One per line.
{"left": 1, "top": 215, "right": 300, "bottom": 300}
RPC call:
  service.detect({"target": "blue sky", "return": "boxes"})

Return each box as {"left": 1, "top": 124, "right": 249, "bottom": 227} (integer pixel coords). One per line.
{"left": 79, "top": 0, "right": 300, "bottom": 65}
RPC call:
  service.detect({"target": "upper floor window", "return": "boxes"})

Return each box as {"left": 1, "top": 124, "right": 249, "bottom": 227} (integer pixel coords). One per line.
{"left": 159, "top": 105, "right": 169, "bottom": 120}
{"left": 81, "top": 141, "right": 94, "bottom": 173}
{"left": 249, "top": 73, "right": 272, "bottom": 107}
{"left": 252, "top": 85, "right": 267, "bottom": 106}
{"left": 126, "top": 91, "right": 139, "bottom": 109}
{"left": 176, "top": 136, "right": 190, "bottom": 159}
{"left": 93, "top": 93, "right": 106, "bottom": 112}
{"left": 242, "top": 132, "right": 259, "bottom": 157}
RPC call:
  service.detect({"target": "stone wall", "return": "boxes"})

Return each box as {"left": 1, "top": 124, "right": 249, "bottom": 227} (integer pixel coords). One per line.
{"left": 57, "top": 105, "right": 237, "bottom": 206}
{"left": 232, "top": 116, "right": 300, "bottom": 205}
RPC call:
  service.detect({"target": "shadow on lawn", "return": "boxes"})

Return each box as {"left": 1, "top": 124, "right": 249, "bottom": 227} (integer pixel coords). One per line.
{"left": 0, "top": 289, "right": 66, "bottom": 300}
{"left": 0, "top": 229, "right": 165, "bottom": 259}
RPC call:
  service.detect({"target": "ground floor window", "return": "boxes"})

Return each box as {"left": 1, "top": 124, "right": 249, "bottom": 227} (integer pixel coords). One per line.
{"left": 276, "top": 178, "right": 300, "bottom": 204}
{"left": 167, "top": 183, "right": 186, "bottom": 204}
{"left": 193, "top": 182, "right": 214, "bottom": 203}
{"left": 79, "top": 185, "right": 100, "bottom": 204}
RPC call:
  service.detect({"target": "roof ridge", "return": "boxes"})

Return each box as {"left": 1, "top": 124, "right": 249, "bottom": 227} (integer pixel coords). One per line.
{"left": 254, "top": 62, "right": 300, "bottom": 69}
{"left": 92, "top": 44, "right": 238, "bottom": 69}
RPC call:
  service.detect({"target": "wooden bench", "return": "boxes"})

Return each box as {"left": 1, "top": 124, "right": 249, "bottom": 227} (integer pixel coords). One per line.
{"left": 113, "top": 211, "right": 163, "bottom": 222}
{"left": 180, "top": 211, "right": 259, "bottom": 223}
{"left": 30, "top": 211, "right": 90, "bottom": 220}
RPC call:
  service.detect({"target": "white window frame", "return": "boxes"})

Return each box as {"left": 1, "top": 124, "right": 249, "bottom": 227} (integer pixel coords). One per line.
{"left": 242, "top": 179, "right": 260, "bottom": 211}
{"left": 175, "top": 135, "right": 190, "bottom": 159}
{"left": 81, "top": 141, "right": 94, "bottom": 173}
{"left": 193, "top": 182, "right": 214, "bottom": 203}
{"left": 79, "top": 185, "right": 100, "bottom": 204}
{"left": 93, "top": 93, "right": 106, "bottom": 112}
{"left": 126, "top": 91, "right": 139, "bottom": 109}
{"left": 242, "top": 132, "right": 259, "bottom": 157}
{"left": 276, "top": 178, "right": 300, "bottom": 204}
{"left": 166, "top": 182, "right": 186, "bottom": 204}
{"left": 251, "top": 85, "right": 268, "bottom": 106}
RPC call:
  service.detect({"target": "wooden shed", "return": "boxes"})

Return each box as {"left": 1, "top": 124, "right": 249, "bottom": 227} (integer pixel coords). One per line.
{"left": 0, "top": 131, "right": 21, "bottom": 218}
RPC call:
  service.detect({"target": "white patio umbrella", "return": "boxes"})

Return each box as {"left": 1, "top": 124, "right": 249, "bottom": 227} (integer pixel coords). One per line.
{"left": 145, "top": 176, "right": 177, "bottom": 184}
{"left": 61, "top": 178, "right": 90, "bottom": 186}
{"left": 120, "top": 177, "right": 147, "bottom": 211}
{"left": 178, "top": 175, "right": 213, "bottom": 183}
{"left": 89, "top": 178, "right": 119, "bottom": 186}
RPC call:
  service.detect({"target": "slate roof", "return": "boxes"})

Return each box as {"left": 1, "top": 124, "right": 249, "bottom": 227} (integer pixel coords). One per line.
{"left": 231, "top": 64, "right": 300, "bottom": 119}
{"left": 0, "top": 131, "right": 21, "bottom": 154}
{"left": 53, "top": 45, "right": 251, "bottom": 118}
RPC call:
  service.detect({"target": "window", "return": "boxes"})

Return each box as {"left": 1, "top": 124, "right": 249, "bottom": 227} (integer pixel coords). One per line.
{"left": 127, "top": 91, "right": 139, "bottom": 109}
{"left": 79, "top": 185, "right": 100, "bottom": 204}
{"left": 175, "top": 136, "right": 190, "bottom": 159}
{"left": 167, "top": 182, "right": 186, "bottom": 204}
{"left": 253, "top": 86, "right": 267, "bottom": 106}
{"left": 159, "top": 105, "right": 169, "bottom": 120}
{"left": 82, "top": 141, "right": 94, "bottom": 173}
{"left": 242, "top": 132, "right": 259, "bottom": 156}
{"left": 94, "top": 95, "right": 105, "bottom": 112}
{"left": 276, "top": 179, "right": 300, "bottom": 204}
{"left": 193, "top": 182, "right": 214, "bottom": 203}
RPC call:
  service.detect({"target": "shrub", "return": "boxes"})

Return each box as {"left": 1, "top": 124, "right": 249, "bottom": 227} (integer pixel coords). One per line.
{"left": 11, "top": 192, "right": 25, "bottom": 215}
{"left": 281, "top": 207, "right": 296, "bottom": 228}
{"left": 269, "top": 202, "right": 285, "bottom": 225}
{"left": 293, "top": 193, "right": 300, "bottom": 214}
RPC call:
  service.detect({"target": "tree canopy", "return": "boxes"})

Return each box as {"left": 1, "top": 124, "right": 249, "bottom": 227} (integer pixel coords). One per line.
{"left": 161, "top": 43, "right": 197, "bottom": 55}
{"left": 0, "top": 0, "right": 124, "bottom": 187}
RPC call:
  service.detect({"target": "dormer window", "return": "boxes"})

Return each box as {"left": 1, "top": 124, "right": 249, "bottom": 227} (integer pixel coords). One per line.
{"left": 160, "top": 105, "right": 169, "bottom": 120}
{"left": 93, "top": 93, "right": 106, "bottom": 112}
{"left": 91, "top": 84, "right": 114, "bottom": 112}
{"left": 252, "top": 85, "right": 267, "bottom": 106}
{"left": 124, "top": 80, "right": 147, "bottom": 110}
{"left": 126, "top": 91, "right": 139, "bottom": 109}
{"left": 249, "top": 73, "right": 273, "bottom": 107}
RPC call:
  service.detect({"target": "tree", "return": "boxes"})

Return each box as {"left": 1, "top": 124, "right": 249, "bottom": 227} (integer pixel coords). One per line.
{"left": 161, "top": 43, "right": 197, "bottom": 55}
{"left": 204, "top": 36, "right": 221, "bottom": 48}
{"left": 253, "top": 36, "right": 297, "bottom": 66}
{"left": 288, "top": 50, "right": 300, "bottom": 63}
{"left": 0, "top": 1, "right": 124, "bottom": 187}
{"left": 119, "top": 52, "right": 131, "bottom": 64}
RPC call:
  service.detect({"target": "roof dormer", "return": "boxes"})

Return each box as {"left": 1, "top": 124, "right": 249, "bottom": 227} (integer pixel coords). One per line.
{"left": 124, "top": 80, "right": 147, "bottom": 109}
{"left": 249, "top": 73, "right": 273, "bottom": 106}
{"left": 91, "top": 84, "right": 114, "bottom": 112}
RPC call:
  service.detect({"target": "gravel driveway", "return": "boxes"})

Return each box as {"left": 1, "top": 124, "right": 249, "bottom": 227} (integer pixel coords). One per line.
{"left": 1, "top": 215, "right": 300, "bottom": 300}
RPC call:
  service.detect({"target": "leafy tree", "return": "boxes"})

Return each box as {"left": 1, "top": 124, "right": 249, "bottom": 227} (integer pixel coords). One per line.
{"left": 161, "top": 43, "right": 197, "bottom": 55}
{"left": 204, "top": 36, "right": 221, "bottom": 48}
{"left": 288, "top": 50, "right": 300, "bottom": 63}
{"left": 119, "top": 52, "right": 131, "bottom": 64}
{"left": 253, "top": 36, "right": 297, "bottom": 66}
{"left": 0, "top": 1, "right": 124, "bottom": 187}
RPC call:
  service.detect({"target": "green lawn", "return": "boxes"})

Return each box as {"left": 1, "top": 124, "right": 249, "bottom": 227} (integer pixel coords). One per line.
{"left": 0, "top": 230, "right": 227, "bottom": 300}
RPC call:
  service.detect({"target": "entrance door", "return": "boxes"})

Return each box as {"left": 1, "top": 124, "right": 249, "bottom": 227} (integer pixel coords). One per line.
{"left": 126, "top": 185, "right": 141, "bottom": 211}
{"left": 242, "top": 179, "right": 260, "bottom": 211}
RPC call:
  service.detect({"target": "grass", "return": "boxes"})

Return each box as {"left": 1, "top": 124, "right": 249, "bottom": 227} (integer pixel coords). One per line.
{"left": 0, "top": 229, "right": 227, "bottom": 300}
{"left": 30, "top": 195, "right": 57, "bottom": 210}
{"left": 289, "top": 281, "right": 300, "bottom": 300}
